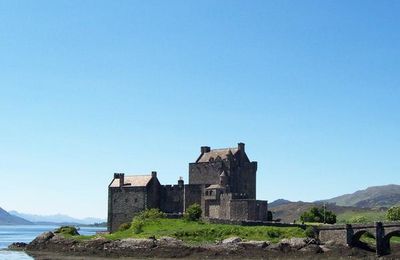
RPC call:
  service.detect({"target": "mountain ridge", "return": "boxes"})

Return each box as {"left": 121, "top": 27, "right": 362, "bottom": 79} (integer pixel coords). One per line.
{"left": 0, "top": 207, "right": 32, "bottom": 225}
{"left": 9, "top": 211, "right": 106, "bottom": 225}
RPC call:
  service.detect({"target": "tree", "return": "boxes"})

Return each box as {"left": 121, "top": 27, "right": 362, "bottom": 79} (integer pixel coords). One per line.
{"left": 387, "top": 206, "right": 400, "bottom": 221}
{"left": 184, "top": 203, "right": 202, "bottom": 221}
{"left": 267, "top": 211, "right": 273, "bottom": 221}
{"left": 300, "top": 206, "right": 336, "bottom": 224}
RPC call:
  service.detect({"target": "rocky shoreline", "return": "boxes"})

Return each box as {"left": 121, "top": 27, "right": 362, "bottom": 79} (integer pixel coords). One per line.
{"left": 7, "top": 231, "right": 395, "bottom": 259}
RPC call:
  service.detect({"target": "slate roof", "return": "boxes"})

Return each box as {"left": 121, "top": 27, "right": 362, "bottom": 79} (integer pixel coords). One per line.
{"left": 206, "top": 184, "right": 225, "bottom": 190}
{"left": 109, "top": 175, "right": 153, "bottom": 187}
{"left": 197, "top": 148, "right": 239, "bottom": 163}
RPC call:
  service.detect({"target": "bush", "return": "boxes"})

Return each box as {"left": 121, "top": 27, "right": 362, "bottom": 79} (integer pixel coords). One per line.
{"left": 267, "top": 211, "right": 273, "bottom": 221}
{"left": 136, "top": 208, "right": 166, "bottom": 220}
{"left": 184, "top": 204, "right": 202, "bottom": 221}
{"left": 131, "top": 219, "right": 145, "bottom": 234}
{"left": 349, "top": 215, "right": 368, "bottom": 224}
{"left": 118, "top": 222, "right": 131, "bottom": 231}
{"left": 305, "top": 226, "right": 316, "bottom": 238}
{"left": 300, "top": 207, "right": 336, "bottom": 224}
{"left": 266, "top": 229, "right": 282, "bottom": 238}
{"left": 54, "top": 226, "right": 80, "bottom": 236}
{"left": 387, "top": 206, "right": 400, "bottom": 221}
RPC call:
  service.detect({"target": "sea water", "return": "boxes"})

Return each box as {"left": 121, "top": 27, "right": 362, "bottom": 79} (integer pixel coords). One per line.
{"left": 0, "top": 225, "right": 106, "bottom": 260}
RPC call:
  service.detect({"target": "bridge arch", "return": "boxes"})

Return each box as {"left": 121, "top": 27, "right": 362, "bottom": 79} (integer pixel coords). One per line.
{"left": 384, "top": 230, "right": 400, "bottom": 242}
{"left": 350, "top": 230, "right": 376, "bottom": 251}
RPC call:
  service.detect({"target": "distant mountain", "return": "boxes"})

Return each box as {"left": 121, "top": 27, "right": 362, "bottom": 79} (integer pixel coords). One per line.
{"left": 0, "top": 207, "right": 32, "bottom": 225}
{"left": 320, "top": 184, "right": 400, "bottom": 208}
{"left": 9, "top": 211, "right": 106, "bottom": 225}
{"left": 269, "top": 201, "right": 377, "bottom": 223}
{"left": 268, "top": 199, "right": 293, "bottom": 208}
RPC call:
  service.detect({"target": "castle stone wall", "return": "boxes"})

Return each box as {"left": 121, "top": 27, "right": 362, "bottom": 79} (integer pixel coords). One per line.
{"left": 189, "top": 162, "right": 224, "bottom": 185}
{"left": 160, "top": 184, "right": 184, "bottom": 213}
{"left": 108, "top": 187, "right": 146, "bottom": 232}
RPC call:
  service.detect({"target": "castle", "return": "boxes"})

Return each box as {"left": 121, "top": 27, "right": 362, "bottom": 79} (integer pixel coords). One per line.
{"left": 107, "top": 143, "right": 268, "bottom": 232}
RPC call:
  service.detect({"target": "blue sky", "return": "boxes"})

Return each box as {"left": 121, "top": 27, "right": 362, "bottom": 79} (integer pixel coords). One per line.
{"left": 0, "top": 1, "right": 399, "bottom": 218}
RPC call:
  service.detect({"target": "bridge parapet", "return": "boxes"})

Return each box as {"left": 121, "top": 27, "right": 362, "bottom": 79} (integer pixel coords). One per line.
{"left": 316, "top": 222, "right": 400, "bottom": 256}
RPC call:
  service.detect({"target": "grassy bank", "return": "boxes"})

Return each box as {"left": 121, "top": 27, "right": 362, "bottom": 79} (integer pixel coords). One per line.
{"left": 104, "top": 218, "right": 305, "bottom": 244}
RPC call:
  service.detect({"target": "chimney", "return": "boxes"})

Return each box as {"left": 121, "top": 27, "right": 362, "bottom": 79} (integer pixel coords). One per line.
{"left": 178, "top": 176, "right": 184, "bottom": 188}
{"left": 151, "top": 171, "right": 157, "bottom": 178}
{"left": 238, "top": 142, "right": 245, "bottom": 152}
{"left": 201, "top": 146, "right": 211, "bottom": 154}
{"left": 114, "top": 173, "right": 124, "bottom": 187}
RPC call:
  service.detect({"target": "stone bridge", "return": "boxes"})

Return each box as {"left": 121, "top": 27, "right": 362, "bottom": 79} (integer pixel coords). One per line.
{"left": 317, "top": 222, "right": 400, "bottom": 256}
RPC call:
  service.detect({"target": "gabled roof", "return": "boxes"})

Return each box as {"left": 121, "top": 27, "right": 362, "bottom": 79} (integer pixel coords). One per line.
{"left": 197, "top": 148, "right": 239, "bottom": 163}
{"left": 206, "top": 184, "right": 225, "bottom": 190}
{"left": 109, "top": 175, "right": 153, "bottom": 188}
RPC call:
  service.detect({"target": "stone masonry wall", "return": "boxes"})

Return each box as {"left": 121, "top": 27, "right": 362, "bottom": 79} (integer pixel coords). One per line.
{"left": 189, "top": 161, "right": 224, "bottom": 185}
{"left": 160, "top": 184, "right": 184, "bottom": 213}
{"left": 108, "top": 187, "right": 146, "bottom": 232}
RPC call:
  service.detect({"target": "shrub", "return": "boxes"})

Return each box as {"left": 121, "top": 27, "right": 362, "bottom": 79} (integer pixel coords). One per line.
{"left": 305, "top": 226, "right": 316, "bottom": 238}
{"left": 131, "top": 219, "right": 145, "bottom": 234}
{"left": 54, "top": 226, "right": 79, "bottom": 236}
{"left": 387, "top": 206, "right": 400, "bottom": 221}
{"left": 266, "top": 229, "right": 282, "bottom": 238}
{"left": 267, "top": 211, "right": 273, "bottom": 221}
{"left": 349, "top": 215, "right": 368, "bottom": 224}
{"left": 137, "top": 208, "right": 166, "bottom": 220}
{"left": 118, "top": 222, "right": 131, "bottom": 231}
{"left": 300, "top": 206, "right": 337, "bottom": 224}
{"left": 184, "top": 204, "right": 202, "bottom": 221}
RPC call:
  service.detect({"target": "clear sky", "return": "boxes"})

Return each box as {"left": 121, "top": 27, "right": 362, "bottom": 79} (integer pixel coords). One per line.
{"left": 0, "top": 1, "right": 399, "bottom": 219}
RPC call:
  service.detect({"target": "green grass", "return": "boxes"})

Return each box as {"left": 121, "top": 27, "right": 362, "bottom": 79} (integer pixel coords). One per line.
{"left": 337, "top": 211, "right": 387, "bottom": 224}
{"left": 103, "top": 218, "right": 305, "bottom": 244}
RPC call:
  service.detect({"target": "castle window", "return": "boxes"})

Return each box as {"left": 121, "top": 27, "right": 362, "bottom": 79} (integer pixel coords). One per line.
{"left": 125, "top": 198, "right": 128, "bottom": 203}
{"left": 134, "top": 198, "right": 138, "bottom": 203}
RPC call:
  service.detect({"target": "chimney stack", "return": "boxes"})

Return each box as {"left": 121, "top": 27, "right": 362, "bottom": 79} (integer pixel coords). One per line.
{"left": 238, "top": 142, "right": 245, "bottom": 152}
{"left": 201, "top": 146, "right": 211, "bottom": 154}
{"left": 151, "top": 171, "right": 157, "bottom": 178}
{"left": 114, "top": 173, "right": 125, "bottom": 187}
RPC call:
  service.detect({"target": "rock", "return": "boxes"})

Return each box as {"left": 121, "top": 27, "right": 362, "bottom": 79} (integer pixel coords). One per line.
{"left": 27, "top": 231, "right": 54, "bottom": 248}
{"left": 280, "top": 237, "right": 307, "bottom": 250}
{"left": 238, "top": 240, "right": 269, "bottom": 249}
{"left": 299, "top": 244, "right": 323, "bottom": 253}
{"left": 118, "top": 238, "right": 156, "bottom": 249}
{"left": 156, "top": 236, "right": 185, "bottom": 247}
{"left": 319, "top": 245, "right": 331, "bottom": 252}
{"left": 8, "top": 242, "right": 27, "bottom": 250}
{"left": 221, "top": 237, "right": 242, "bottom": 244}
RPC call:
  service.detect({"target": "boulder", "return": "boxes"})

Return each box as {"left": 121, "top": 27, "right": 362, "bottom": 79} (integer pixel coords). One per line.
{"left": 27, "top": 231, "right": 54, "bottom": 248}
{"left": 221, "top": 237, "right": 242, "bottom": 244}
{"left": 118, "top": 238, "right": 156, "bottom": 249}
{"left": 280, "top": 238, "right": 307, "bottom": 250}
{"left": 156, "top": 236, "right": 185, "bottom": 247}
{"left": 238, "top": 240, "right": 269, "bottom": 249}
{"left": 8, "top": 242, "right": 27, "bottom": 250}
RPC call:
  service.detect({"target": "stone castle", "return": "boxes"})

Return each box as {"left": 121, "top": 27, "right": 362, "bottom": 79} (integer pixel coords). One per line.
{"left": 107, "top": 143, "right": 268, "bottom": 232}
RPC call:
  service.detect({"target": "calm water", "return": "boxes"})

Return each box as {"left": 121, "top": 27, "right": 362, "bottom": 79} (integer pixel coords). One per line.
{"left": 0, "top": 225, "right": 106, "bottom": 260}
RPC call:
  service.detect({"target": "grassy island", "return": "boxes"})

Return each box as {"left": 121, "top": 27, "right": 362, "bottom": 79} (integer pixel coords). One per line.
{"left": 68, "top": 209, "right": 306, "bottom": 244}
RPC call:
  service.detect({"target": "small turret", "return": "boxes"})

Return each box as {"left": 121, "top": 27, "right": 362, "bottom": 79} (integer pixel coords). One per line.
{"left": 178, "top": 176, "right": 184, "bottom": 188}
{"left": 219, "top": 171, "right": 228, "bottom": 186}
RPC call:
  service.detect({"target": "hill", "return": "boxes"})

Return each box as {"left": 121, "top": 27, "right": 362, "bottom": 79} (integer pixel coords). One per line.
{"left": 269, "top": 201, "right": 386, "bottom": 223}
{"left": 0, "top": 207, "right": 32, "bottom": 225}
{"left": 9, "top": 210, "right": 106, "bottom": 225}
{"left": 320, "top": 184, "right": 400, "bottom": 208}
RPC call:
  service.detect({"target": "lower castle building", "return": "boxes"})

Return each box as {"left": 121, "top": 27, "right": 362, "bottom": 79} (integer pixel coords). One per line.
{"left": 108, "top": 143, "right": 268, "bottom": 232}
